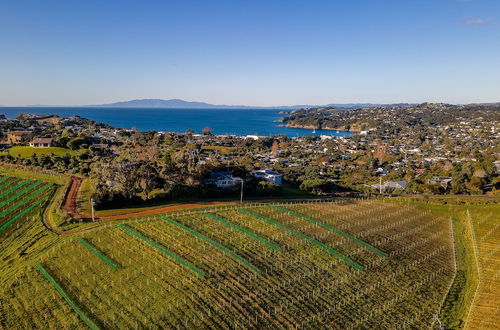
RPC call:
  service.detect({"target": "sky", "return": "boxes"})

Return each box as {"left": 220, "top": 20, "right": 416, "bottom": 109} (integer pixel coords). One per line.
{"left": 0, "top": 0, "right": 499, "bottom": 106}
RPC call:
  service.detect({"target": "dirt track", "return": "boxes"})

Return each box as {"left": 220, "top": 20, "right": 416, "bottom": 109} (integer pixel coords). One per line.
{"left": 99, "top": 201, "right": 237, "bottom": 220}
{"left": 64, "top": 176, "right": 82, "bottom": 216}
{"left": 63, "top": 176, "right": 238, "bottom": 221}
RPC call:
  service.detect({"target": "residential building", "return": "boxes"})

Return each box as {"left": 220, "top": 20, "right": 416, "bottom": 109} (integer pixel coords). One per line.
{"left": 29, "top": 138, "right": 54, "bottom": 148}
{"left": 251, "top": 169, "right": 283, "bottom": 185}
{"left": 204, "top": 171, "right": 242, "bottom": 188}
{"left": 7, "top": 131, "right": 33, "bottom": 145}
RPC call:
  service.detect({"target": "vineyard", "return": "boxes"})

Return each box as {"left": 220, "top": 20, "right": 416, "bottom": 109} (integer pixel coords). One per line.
{"left": 464, "top": 207, "right": 500, "bottom": 329}
{"left": 0, "top": 177, "right": 459, "bottom": 329}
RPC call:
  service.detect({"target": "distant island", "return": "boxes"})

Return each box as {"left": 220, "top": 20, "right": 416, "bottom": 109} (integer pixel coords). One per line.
{"left": 89, "top": 98, "right": 380, "bottom": 109}
{"left": 92, "top": 98, "right": 249, "bottom": 109}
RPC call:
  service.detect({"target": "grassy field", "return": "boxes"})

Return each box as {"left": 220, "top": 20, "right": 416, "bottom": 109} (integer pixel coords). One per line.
{"left": 1, "top": 146, "right": 80, "bottom": 157}
{"left": 0, "top": 192, "right": 460, "bottom": 328}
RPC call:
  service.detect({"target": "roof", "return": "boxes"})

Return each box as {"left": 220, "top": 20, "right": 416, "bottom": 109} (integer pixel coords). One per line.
{"left": 30, "top": 138, "right": 53, "bottom": 144}
{"left": 8, "top": 130, "right": 32, "bottom": 136}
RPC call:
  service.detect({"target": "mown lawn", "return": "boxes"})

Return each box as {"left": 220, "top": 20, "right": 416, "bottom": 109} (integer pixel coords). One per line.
{"left": 1, "top": 146, "right": 81, "bottom": 157}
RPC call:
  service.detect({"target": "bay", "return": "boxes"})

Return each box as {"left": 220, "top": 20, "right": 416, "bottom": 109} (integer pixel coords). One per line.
{"left": 0, "top": 107, "right": 352, "bottom": 138}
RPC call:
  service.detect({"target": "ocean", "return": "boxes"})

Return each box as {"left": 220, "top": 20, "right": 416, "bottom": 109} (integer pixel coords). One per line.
{"left": 0, "top": 107, "right": 353, "bottom": 138}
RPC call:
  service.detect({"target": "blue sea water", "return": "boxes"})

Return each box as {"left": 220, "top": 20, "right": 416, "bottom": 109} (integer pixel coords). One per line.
{"left": 0, "top": 107, "right": 353, "bottom": 138}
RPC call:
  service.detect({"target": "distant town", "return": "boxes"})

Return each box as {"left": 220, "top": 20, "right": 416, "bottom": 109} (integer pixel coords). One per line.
{"left": 0, "top": 102, "right": 498, "bottom": 209}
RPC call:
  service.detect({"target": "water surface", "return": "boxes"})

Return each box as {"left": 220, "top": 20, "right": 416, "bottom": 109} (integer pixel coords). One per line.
{"left": 0, "top": 107, "right": 352, "bottom": 138}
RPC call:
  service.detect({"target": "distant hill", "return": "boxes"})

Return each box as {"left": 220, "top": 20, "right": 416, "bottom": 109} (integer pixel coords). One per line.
{"left": 90, "top": 98, "right": 379, "bottom": 109}
{"left": 93, "top": 99, "right": 245, "bottom": 109}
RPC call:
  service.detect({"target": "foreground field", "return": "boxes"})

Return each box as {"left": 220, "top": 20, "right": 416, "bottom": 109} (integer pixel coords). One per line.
{"left": 0, "top": 183, "right": 458, "bottom": 329}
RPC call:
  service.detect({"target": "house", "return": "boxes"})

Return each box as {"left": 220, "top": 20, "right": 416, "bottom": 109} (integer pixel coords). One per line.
{"left": 0, "top": 140, "right": 11, "bottom": 148}
{"left": 29, "top": 138, "right": 54, "bottom": 148}
{"left": 7, "top": 131, "right": 33, "bottom": 145}
{"left": 204, "top": 171, "right": 242, "bottom": 188}
{"left": 90, "top": 143, "right": 109, "bottom": 150}
{"left": 415, "top": 169, "right": 426, "bottom": 176}
{"left": 493, "top": 161, "right": 500, "bottom": 174}
{"left": 251, "top": 169, "right": 283, "bottom": 185}
{"left": 375, "top": 167, "right": 388, "bottom": 176}
{"left": 430, "top": 177, "right": 453, "bottom": 188}
{"left": 371, "top": 180, "right": 407, "bottom": 191}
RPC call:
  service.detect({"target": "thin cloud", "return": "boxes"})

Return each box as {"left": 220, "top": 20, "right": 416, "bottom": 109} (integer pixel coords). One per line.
{"left": 463, "top": 17, "right": 487, "bottom": 25}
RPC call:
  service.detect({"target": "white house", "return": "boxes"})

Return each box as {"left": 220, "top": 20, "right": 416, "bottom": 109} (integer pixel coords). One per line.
{"left": 251, "top": 169, "right": 283, "bottom": 185}
{"left": 29, "top": 138, "right": 53, "bottom": 148}
{"left": 204, "top": 171, "right": 242, "bottom": 188}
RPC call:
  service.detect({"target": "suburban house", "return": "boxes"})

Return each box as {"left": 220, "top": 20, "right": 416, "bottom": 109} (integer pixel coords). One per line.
{"left": 251, "top": 169, "right": 283, "bottom": 185}
{"left": 7, "top": 131, "right": 33, "bottom": 145}
{"left": 204, "top": 171, "right": 242, "bottom": 188}
{"left": 29, "top": 138, "right": 54, "bottom": 148}
{"left": 370, "top": 180, "right": 407, "bottom": 191}
{"left": 0, "top": 140, "right": 11, "bottom": 148}
{"left": 430, "top": 177, "right": 453, "bottom": 188}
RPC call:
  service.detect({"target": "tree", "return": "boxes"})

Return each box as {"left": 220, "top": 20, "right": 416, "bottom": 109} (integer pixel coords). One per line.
{"left": 137, "top": 162, "right": 159, "bottom": 200}
{"left": 202, "top": 127, "right": 213, "bottom": 136}
{"left": 466, "top": 176, "right": 484, "bottom": 194}
{"left": 473, "top": 168, "right": 487, "bottom": 179}
{"left": 373, "top": 141, "right": 388, "bottom": 164}
{"left": 67, "top": 137, "right": 86, "bottom": 150}
{"left": 271, "top": 140, "right": 279, "bottom": 157}
{"left": 256, "top": 181, "right": 281, "bottom": 196}
{"left": 16, "top": 112, "right": 26, "bottom": 121}
{"left": 300, "top": 179, "right": 327, "bottom": 195}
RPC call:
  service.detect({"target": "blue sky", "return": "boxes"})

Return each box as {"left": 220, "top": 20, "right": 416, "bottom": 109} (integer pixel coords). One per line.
{"left": 0, "top": 0, "right": 498, "bottom": 106}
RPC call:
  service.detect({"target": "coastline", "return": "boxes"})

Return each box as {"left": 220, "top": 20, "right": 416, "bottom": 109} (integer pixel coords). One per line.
{"left": 0, "top": 107, "right": 354, "bottom": 137}
{"left": 282, "top": 123, "right": 359, "bottom": 133}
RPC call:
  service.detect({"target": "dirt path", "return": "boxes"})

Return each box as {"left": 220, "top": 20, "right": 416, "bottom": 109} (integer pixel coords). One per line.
{"left": 64, "top": 176, "right": 83, "bottom": 216}
{"left": 100, "top": 201, "right": 237, "bottom": 220}
{"left": 65, "top": 176, "right": 94, "bottom": 220}
{"left": 62, "top": 176, "right": 240, "bottom": 221}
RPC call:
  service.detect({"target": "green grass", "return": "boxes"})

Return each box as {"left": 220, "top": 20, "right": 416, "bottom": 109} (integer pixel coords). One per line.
{"left": 281, "top": 186, "right": 312, "bottom": 197}
{"left": 76, "top": 236, "right": 118, "bottom": 270}
{"left": 0, "top": 166, "right": 68, "bottom": 185}
{"left": 1, "top": 146, "right": 81, "bottom": 158}
{"left": 76, "top": 178, "right": 94, "bottom": 215}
